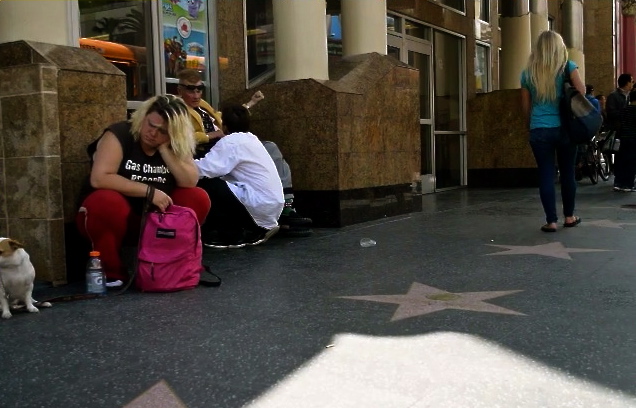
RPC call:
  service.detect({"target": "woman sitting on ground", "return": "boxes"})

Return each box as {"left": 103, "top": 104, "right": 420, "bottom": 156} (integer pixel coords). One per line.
{"left": 76, "top": 95, "right": 211, "bottom": 287}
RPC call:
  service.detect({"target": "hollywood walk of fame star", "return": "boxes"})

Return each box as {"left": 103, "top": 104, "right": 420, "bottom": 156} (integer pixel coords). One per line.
{"left": 583, "top": 219, "right": 636, "bottom": 229}
{"left": 124, "top": 380, "right": 187, "bottom": 408}
{"left": 339, "top": 282, "right": 524, "bottom": 321}
{"left": 485, "top": 242, "right": 613, "bottom": 260}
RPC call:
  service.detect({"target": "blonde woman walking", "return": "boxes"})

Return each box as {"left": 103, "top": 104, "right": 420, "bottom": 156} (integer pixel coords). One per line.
{"left": 521, "top": 31, "right": 585, "bottom": 232}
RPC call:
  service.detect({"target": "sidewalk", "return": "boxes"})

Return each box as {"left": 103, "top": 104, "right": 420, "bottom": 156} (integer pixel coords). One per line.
{"left": 3, "top": 181, "right": 636, "bottom": 408}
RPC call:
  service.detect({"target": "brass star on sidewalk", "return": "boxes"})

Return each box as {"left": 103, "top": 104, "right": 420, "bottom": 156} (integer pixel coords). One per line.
{"left": 339, "top": 282, "right": 524, "bottom": 321}
{"left": 124, "top": 380, "right": 187, "bottom": 408}
{"left": 485, "top": 242, "right": 614, "bottom": 260}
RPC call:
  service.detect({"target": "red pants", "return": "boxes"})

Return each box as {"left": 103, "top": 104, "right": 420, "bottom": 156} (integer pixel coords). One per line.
{"left": 76, "top": 188, "right": 211, "bottom": 280}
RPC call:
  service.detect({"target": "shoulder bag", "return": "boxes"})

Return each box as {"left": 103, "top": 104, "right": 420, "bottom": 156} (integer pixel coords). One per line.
{"left": 560, "top": 63, "right": 603, "bottom": 144}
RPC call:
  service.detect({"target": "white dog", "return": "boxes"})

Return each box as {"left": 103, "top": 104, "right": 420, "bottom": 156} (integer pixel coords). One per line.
{"left": 0, "top": 237, "right": 51, "bottom": 319}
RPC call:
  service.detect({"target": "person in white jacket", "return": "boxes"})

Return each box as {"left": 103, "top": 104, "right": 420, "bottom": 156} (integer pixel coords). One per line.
{"left": 196, "top": 105, "right": 284, "bottom": 248}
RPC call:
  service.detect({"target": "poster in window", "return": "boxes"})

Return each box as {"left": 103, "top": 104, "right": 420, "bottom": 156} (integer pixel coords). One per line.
{"left": 162, "top": 0, "right": 207, "bottom": 77}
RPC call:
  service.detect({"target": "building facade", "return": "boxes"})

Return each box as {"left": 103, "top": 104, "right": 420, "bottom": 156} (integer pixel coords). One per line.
{"left": 0, "top": 0, "right": 631, "bottom": 282}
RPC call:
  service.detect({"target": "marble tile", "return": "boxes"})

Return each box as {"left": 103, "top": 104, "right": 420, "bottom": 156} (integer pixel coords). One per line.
{"left": 58, "top": 71, "right": 126, "bottom": 105}
{"left": 29, "top": 41, "right": 123, "bottom": 76}
{"left": 1, "top": 93, "right": 61, "bottom": 157}
{"left": 0, "top": 158, "right": 5, "bottom": 220}
{"left": 291, "top": 153, "right": 339, "bottom": 191}
{"left": 0, "top": 64, "right": 53, "bottom": 97}
{"left": 0, "top": 40, "right": 48, "bottom": 68}
{"left": 4, "top": 156, "right": 62, "bottom": 219}
{"left": 58, "top": 101, "right": 126, "bottom": 162}
{"left": 7, "top": 217, "right": 66, "bottom": 284}
{"left": 62, "top": 162, "right": 91, "bottom": 222}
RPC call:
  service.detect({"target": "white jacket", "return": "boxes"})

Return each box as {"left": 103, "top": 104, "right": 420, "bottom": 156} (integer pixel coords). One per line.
{"left": 196, "top": 132, "right": 284, "bottom": 229}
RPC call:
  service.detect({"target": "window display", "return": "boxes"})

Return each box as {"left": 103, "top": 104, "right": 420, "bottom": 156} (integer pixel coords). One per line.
{"left": 78, "top": 0, "right": 154, "bottom": 102}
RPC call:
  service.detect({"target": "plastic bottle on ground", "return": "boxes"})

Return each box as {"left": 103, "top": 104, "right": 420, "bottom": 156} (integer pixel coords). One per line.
{"left": 359, "top": 238, "right": 377, "bottom": 247}
{"left": 86, "top": 251, "right": 106, "bottom": 295}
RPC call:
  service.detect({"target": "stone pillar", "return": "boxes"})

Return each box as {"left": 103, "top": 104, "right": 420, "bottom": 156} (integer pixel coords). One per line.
{"left": 272, "top": 0, "right": 329, "bottom": 81}
{"left": 562, "top": 0, "right": 585, "bottom": 81}
{"left": 341, "top": 0, "right": 387, "bottom": 57}
{"left": 621, "top": 1, "right": 636, "bottom": 76}
{"left": 0, "top": 41, "right": 126, "bottom": 285}
{"left": 0, "top": 0, "right": 79, "bottom": 46}
{"left": 530, "top": 0, "right": 549, "bottom": 46}
{"left": 500, "top": 0, "right": 531, "bottom": 89}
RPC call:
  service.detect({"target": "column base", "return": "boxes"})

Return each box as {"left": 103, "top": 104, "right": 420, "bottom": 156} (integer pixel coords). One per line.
{"left": 468, "top": 168, "right": 539, "bottom": 188}
{"left": 293, "top": 183, "right": 423, "bottom": 228}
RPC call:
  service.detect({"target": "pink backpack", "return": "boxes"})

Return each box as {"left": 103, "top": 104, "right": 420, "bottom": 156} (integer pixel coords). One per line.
{"left": 136, "top": 205, "right": 203, "bottom": 292}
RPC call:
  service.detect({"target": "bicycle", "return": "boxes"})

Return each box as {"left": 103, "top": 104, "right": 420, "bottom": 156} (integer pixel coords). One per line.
{"left": 595, "top": 131, "right": 612, "bottom": 181}
{"left": 575, "top": 133, "right": 609, "bottom": 184}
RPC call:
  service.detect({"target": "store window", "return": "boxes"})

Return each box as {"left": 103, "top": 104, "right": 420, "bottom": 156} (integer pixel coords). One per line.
{"left": 475, "top": 43, "right": 489, "bottom": 93}
{"left": 405, "top": 20, "right": 431, "bottom": 41}
{"left": 475, "top": 0, "right": 489, "bottom": 22}
{"left": 434, "top": 31, "right": 462, "bottom": 131}
{"left": 435, "top": 0, "right": 465, "bottom": 13}
{"left": 246, "top": 0, "right": 275, "bottom": 86}
{"left": 161, "top": 0, "right": 211, "bottom": 96}
{"left": 327, "top": 14, "right": 343, "bottom": 56}
{"left": 79, "top": 0, "right": 155, "bottom": 102}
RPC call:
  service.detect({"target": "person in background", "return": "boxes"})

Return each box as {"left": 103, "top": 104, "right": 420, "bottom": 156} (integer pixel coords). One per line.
{"left": 196, "top": 105, "right": 284, "bottom": 248}
{"left": 76, "top": 95, "right": 211, "bottom": 287}
{"left": 613, "top": 89, "right": 636, "bottom": 192}
{"left": 606, "top": 74, "right": 633, "bottom": 132}
{"left": 177, "top": 69, "right": 312, "bottom": 236}
{"left": 596, "top": 94, "right": 607, "bottom": 128}
{"left": 607, "top": 74, "right": 634, "bottom": 190}
{"left": 585, "top": 84, "right": 601, "bottom": 111}
{"left": 520, "top": 30, "right": 583, "bottom": 233}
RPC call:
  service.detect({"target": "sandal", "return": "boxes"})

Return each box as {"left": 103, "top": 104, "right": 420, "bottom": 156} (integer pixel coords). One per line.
{"left": 563, "top": 216, "right": 582, "bottom": 228}
{"left": 541, "top": 224, "right": 557, "bottom": 232}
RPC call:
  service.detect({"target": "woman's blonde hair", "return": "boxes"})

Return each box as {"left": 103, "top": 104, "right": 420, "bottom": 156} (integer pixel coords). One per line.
{"left": 526, "top": 30, "right": 569, "bottom": 102}
{"left": 130, "top": 95, "right": 195, "bottom": 160}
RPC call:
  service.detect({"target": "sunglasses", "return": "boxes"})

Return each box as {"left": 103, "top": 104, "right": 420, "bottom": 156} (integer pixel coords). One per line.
{"left": 179, "top": 84, "right": 205, "bottom": 91}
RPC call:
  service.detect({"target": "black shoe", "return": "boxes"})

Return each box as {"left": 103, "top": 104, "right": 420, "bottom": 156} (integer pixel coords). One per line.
{"left": 279, "top": 208, "right": 312, "bottom": 227}
{"left": 244, "top": 226, "right": 280, "bottom": 246}
{"left": 279, "top": 226, "right": 313, "bottom": 237}
{"left": 203, "top": 230, "right": 246, "bottom": 249}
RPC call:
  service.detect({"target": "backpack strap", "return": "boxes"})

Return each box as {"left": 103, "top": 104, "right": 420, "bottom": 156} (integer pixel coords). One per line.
{"left": 199, "top": 265, "right": 222, "bottom": 287}
{"left": 563, "top": 61, "right": 571, "bottom": 82}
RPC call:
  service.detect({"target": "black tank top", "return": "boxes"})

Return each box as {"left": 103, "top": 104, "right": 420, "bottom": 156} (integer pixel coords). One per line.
{"left": 79, "top": 121, "right": 177, "bottom": 213}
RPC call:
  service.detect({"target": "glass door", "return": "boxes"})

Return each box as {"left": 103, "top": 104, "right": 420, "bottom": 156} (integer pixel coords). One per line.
{"left": 406, "top": 40, "right": 434, "bottom": 193}
{"left": 433, "top": 31, "right": 466, "bottom": 189}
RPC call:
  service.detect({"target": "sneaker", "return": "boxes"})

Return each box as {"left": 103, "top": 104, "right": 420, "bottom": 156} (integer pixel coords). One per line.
{"left": 613, "top": 186, "right": 636, "bottom": 192}
{"left": 203, "top": 231, "right": 246, "bottom": 249}
{"left": 244, "top": 226, "right": 280, "bottom": 246}
{"left": 106, "top": 279, "right": 124, "bottom": 288}
{"left": 279, "top": 226, "right": 313, "bottom": 237}
{"left": 279, "top": 208, "right": 312, "bottom": 227}
{"left": 203, "top": 239, "right": 246, "bottom": 249}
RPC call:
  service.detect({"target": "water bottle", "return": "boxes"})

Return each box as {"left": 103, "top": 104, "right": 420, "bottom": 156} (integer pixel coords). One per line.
{"left": 359, "top": 238, "right": 377, "bottom": 247}
{"left": 86, "top": 251, "right": 106, "bottom": 295}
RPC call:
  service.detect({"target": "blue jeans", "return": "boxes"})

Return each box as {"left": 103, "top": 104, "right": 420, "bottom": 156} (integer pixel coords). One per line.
{"left": 529, "top": 127, "right": 577, "bottom": 224}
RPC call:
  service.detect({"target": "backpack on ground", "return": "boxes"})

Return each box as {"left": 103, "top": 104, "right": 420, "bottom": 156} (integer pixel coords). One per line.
{"left": 136, "top": 205, "right": 203, "bottom": 292}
